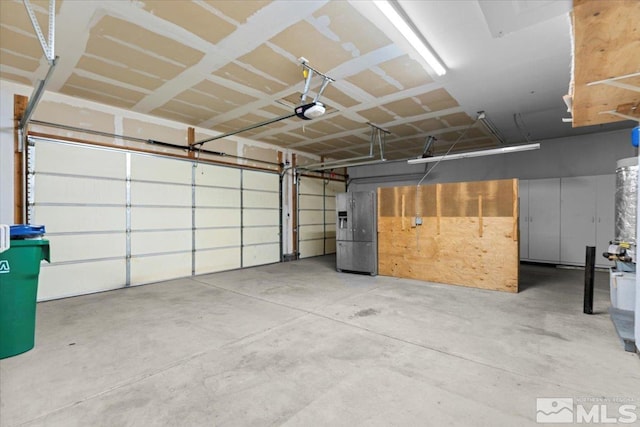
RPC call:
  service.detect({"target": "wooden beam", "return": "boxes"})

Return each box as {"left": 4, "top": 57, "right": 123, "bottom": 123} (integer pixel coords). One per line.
{"left": 187, "top": 127, "right": 195, "bottom": 159}
{"left": 14, "top": 95, "right": 28, "bottom": 224}
{"left": 571, "top": 0, "right": 640, "bottom": 127}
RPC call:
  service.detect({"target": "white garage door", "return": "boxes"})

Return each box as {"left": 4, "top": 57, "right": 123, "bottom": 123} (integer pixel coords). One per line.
{"left": 27, "top": 136, "right": 281, "bottom": 300}
{"left": 297, "top": 175, "right": 344, "bottom": 259}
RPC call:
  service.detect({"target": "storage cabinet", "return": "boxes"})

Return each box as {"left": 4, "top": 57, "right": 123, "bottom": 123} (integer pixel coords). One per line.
{"left": 520, "top": 175, "right": 615, "bottom": 267}
{"left": 524, "top": 178, "right": 561, "bottom": 263}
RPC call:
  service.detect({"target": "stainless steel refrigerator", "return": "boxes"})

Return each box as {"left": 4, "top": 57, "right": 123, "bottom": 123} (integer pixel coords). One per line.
{"left": 336, "top": 191, "right": 377, "bottom": 275}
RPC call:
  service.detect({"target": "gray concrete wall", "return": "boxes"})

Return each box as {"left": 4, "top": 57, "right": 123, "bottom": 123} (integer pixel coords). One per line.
{"left": 348, "top": 129, "right": 637, "bottom": 192}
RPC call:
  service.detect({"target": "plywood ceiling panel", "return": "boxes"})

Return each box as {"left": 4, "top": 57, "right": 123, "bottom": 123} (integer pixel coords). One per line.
{"left": 154, "top": 99, "right": 215, "bottom": 122}
{"left": 204, "top": 0, "right": 271, "bottom": 24}
{"left": 269, "top": 20, "right": 354, "bottom": 71}
{"left": 377, "top": 54, "right": 434, "bottom": 89}
{"left": 260, "top": 104, "right": 290, "bottom": 116}
{"left": 312, "top": 1, "right": 392, "bottom": 56}
{"left": 60, "top": 86, "right": 137, "bottom": 110}
{"left": 346, "top": 69, "right": 402, "bottom": 98}
{"left": 236, "top": 44, "right": 300, "bottom": 86}
{"left": 322, "top": 86, "right": 360, "bottom": 108}
{"left": 358, "top": 107, "right": 396, "bottom": 124}
{"left": 212, "top": 62, "right": 287, "bottom": 95}
{"left": 440, "top": 112, "right": 474, "bottom": 127}
{"left": 84, "top": 37, "right": 183, "bottom": 81}
{"left": 414, "top": 88, "right": 459, "bottom": 112}
{"left": 0, "top": 26, "right": 43, "bottom": 59}
{"left": 95, "top": 15, "right": 204, "bottom": 67}
{"left": 1, "top": 51, "right": 40, "bottom": 72}
{"left": 62, "top": 74, "right": 147, "bottom": 104}
{"left": 324, "top": 115, "right": 366, "bottom": 131}
{"left": 388, "top": 123, "right": 420, "bottom": 137}
{"left": 142, "top": 0, "right": 236, "bottom": 45}
{"left": 413, "top": 118, "right": 446, "bottom": 133}
{"left": 0, "top": 71, "right": 31, "bottom": 85}
{"left": 190, "top": 79, "right": 258, "bottom": 111}
{"left": 263, "top": 132, "right": 304, "bottom": 144}
{"left": 76, "top": 56, "right": 165, "bottom": 91}
{"left": 383, "top": 99, "right": 426, "bottom": 118}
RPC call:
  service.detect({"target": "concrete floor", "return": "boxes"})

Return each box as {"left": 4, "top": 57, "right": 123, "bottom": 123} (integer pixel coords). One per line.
{"left": 1, "top": 255, "right": 638, "bottom": 426}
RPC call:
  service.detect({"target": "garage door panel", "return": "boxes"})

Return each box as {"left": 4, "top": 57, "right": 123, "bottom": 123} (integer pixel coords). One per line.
{"left": 299, "top": 194, "right": 323, "bottom": 210}
{"left": 131, "top": 207, "right": 191, "bottom": 230}
{"left": 34, "top": 141, "right": 125, "bottom": 178}
{"left": 131, "top": 182, "right": 191, "bottom": 206}
{"left": 195, "top": 247, "right": 241, "bottom": 274}
{"left": 47, "top": 233, "right": 126, "bottom": 263}
{"left": 195, "top": 164, "right": 240, "bottom": 188}
{"left": 130, "top": 253, "right": 191, "bottom": 285}
{"left": 299, "top": 210, "right": 324, "bottom": 225}
{"left": 131, "top": 155, "right": 192, "bottom": 183}
{"left": 243, "top": 170, "right": 278, "bottom": 191}
{"left": 195, "top": 228, "right": 241, "bottom": 250}
{"left": 299, "top": 224, "right": 324, "bottom": 241}
{"left": 131, "top": 230, "right": 192, "bottom": 255}
{"left": 300, "top": 178, "right": 324, "bottom": 195}
{"left": 243, "top": 209, "right": 279, "bottom": 227}
{"left": 33, "top": 206, "right": 124, "bottom": 233}
{"left": 324, "top": 196, "right": 336, "bottom": 210}
{"left": 37, "top": 260, "right": 126, "bottom": 301}
{"left": 299, "top": 240, "right": 324, "bottom": 258}
{"left": 196, "top": 187, "right": 240, "bottom": 207}
{"left": 243, "top": 227, "right": 279, "bottom": 245}
{"left": 243, "top": 243, "right": 279, "bottom": 267}
{"left": 243, "top": 190, "right": 278, "bottom": 209}
{"left": 35, "top": 175, "right": 124, "bottom": 204}
{"left": 195, "top": 209, "right": 240, "bottom": 228}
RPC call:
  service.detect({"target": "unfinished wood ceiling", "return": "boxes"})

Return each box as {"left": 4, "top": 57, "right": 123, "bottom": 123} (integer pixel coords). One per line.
{"left": 0, "top": 0, "right": 499, "bottom": 161}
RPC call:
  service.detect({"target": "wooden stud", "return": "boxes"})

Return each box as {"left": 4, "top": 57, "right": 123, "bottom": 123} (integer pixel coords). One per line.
{"left": 401, "top": 194, "right": 406, "bottom": 231}
{"left": 14, "top": 95, "right": 28, "bottom": 224}
{"left": 478, "top": 194, "right": 483, "bottom": 238}
{"left": 187, "top": 126, "right": 195, "bottom": 159}
{"left": 512, "top": 178, "right": 518, "bottom": 241}
{"left": 436, "top": 183, "right": 442, "bottom": 235}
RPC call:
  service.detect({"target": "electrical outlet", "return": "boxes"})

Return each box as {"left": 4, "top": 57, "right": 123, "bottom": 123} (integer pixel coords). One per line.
{"left": 415, "top": 216, "right": 423, "bottom": 225}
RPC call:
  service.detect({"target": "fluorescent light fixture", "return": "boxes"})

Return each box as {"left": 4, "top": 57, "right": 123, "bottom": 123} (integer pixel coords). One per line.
{"left": 373, "top": 0, "right": 446, "bottom": 76}
{"left": 407, "top": 143, "right": 540, "bottom": 164}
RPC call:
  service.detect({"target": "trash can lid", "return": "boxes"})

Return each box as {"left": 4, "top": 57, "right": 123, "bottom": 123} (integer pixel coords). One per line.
{"left": 10, "top": 224, "right": 46, "bottom": 239}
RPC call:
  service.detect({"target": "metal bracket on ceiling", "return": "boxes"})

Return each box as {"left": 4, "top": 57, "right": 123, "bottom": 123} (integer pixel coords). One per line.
{"left": 299, "top": 123, "right": 390, "bottom": 172}
{"left": 23, "top": 0, "right": 56, "bottom": 64}
{"left": 298, "top": 57, "right": 335, "bottom": 105}
{"left": 421, "top": 135, "right": 436, "bottom": 158}
{"left": 477, "top": 110, "right": 506, "bottom": 145}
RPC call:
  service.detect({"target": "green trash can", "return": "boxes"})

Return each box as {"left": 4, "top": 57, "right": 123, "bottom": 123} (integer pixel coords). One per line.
{"left": 0, "top": 225, "right": 50, "bottom": 359}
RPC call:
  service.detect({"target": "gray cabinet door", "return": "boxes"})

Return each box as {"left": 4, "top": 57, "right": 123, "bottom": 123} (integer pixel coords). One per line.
{"left": 528, "top": 178, "right": 561, "bottom": 262}
{"left": 560, "top": 176, "right": 596, "bottom": 265}
{"left": 595, "top": 174, "right": 615, "bottom": 268}
{"left": 519, "top": 180, "right": 529, "bottom": 260}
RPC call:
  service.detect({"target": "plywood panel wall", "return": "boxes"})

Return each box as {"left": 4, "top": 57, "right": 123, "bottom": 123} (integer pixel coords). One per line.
{"left": 378, "top": 179, "right": 519, "bottom": 293}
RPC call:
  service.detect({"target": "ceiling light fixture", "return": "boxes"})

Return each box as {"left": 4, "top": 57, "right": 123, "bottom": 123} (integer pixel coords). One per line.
{"left": 407, "top": 143, "right": 540, "bottom": 164}
{"left": 373, "top": 0, "right": 447, "bottom": 76}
